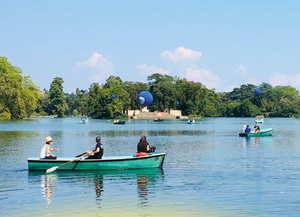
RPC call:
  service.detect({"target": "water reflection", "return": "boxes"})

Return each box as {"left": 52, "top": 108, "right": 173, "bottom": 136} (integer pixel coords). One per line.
{"left": 28, "top": 168, "right": 164, "bottom": 208}
{"left": 137, "top": 173, "right": 150, "bottom": 206}
{"left": 94, "top": 174, "right": 104, "bottom": 208}
{"left": 40, "top": 174, "right": 57, "bottom": 205}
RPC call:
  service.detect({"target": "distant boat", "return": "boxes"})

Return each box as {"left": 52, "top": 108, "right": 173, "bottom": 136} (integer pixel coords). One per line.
{"left": 239, "top": 128, "right": 273, "bottom": 137}
{"left": 80, "top": 117, "right": 88, "bottom": 124}
{"left": 255, "top": 115, "right": 264, "bottom": 124}
{"left": 187, "top": 119, "right": 196, "bottom": 124}
{"left": 154, "top": 118, "right": 164, "bottom": 122}
{"left": 114, "top": 120, "right": 126, "bottom": 125}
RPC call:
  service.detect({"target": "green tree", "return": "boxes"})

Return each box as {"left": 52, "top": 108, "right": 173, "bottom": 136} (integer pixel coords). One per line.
{"left": 0, "top": 56, "right": 40, "bottom": 119}
{"left": 148, "top": 73, "right": 177, "bottom": 111}
{"left": 48, "top": 77, "right": 67, "bottom": 117}
{"left": 122, "top": 81, "right": 149, "bottom": 110}
{"left": 239, "top": 99, "right": 260, "bottom": 117}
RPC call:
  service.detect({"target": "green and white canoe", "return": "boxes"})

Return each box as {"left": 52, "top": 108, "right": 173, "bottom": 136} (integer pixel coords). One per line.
{"left": 28, "top": 152, "right": 166, "bottom": 171}
{"left": 187, "top": 120, "right": 196, "bottom": 124}
{"left": 239, "top": 128, "right": 274, "bottom": 137}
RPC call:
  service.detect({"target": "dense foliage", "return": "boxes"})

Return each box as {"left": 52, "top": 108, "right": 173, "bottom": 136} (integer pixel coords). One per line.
{"left": 0, "top": 57, "right": 40, "bottom": 119}
{"left": 2, "top": 56, "right": 300, "bottom": 119}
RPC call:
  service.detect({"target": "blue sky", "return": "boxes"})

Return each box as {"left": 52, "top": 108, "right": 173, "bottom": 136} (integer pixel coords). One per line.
{"left": 1, "top": 0, "right": 300, "bottom": 93}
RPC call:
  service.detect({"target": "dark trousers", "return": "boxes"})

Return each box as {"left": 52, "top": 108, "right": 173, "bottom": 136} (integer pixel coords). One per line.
{"left": 44, "top": 156, "right": 57, "bottom": 160}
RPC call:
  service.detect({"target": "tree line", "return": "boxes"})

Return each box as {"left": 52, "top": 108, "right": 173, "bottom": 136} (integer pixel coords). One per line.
{"left": 1, "top": 56, "right": 300, "bottom": 119}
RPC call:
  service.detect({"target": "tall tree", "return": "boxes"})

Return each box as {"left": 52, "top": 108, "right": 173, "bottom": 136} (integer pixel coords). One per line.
{"left": 48, "top": 77, "right": 67, "bottom": 117}
{"left": 0, "top": 56, "right": 40, "bottom": 119}
{"left": 122, "top": 81, "right": 149, "bottom": 110}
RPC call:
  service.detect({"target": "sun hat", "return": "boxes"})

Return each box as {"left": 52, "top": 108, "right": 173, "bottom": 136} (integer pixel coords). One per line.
{"left": 46, "top": 137, "right": 53, "bottom": 143}
{"left": 243, "top": 125, "right": 246, "bottom": 128}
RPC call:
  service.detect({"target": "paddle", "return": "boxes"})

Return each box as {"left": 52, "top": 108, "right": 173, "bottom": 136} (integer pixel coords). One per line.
{"left": 75, "top": 152, "right": 87, "bottom": 157}
{"left": 46, "top": 154, "right": 90, "bottom": 174}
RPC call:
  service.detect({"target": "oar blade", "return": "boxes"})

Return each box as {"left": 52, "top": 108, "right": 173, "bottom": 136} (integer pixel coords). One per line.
{"left": 46, "top": 166, "right": 59, "bottom": 174}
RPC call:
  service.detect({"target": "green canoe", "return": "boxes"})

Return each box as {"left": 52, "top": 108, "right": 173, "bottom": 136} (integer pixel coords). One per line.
{"left": 239, "top": 128, "right": 274, "bottom": 137}
{"left": 28, "top": 152, "right": 166, "bottom": 171}
{"left": 187, "top": 120, "right": 195, "bottom": 124}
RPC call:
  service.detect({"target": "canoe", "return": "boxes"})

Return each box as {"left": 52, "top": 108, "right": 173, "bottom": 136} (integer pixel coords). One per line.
{"left": 28, "top": 152, "right": 166, "bottom": 171}
{"left": 239, "top": 128, "right": 273, "bottom": 137}
{"left": 114, "top": 120, "right": 126, "bottom": 125}
{"left": 154, "top": 119, "right": 164, "bottom": 122}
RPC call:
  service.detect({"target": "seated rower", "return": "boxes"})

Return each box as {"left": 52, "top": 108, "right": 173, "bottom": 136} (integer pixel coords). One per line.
{"left": 86, "top": 136, "right": 104, "bottom": 159}
{"left": 136, "top": 136, "right": 156, "bottom": 157}
{"left": 241, "top": 125, "right": 246, "bottom": 133}
{"left": 245, "top": 125, "right": 251, "bottom": 134}
{"left": 253, "top": 124, "right": 260, "bottom": 133}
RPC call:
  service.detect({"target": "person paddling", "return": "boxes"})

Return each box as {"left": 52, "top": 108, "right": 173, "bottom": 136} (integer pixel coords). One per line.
{"left": 253, "top": 124, "right": 260, "bottom": 133}
{"left": 86, "top": 136, "right": 104, "bottom": 159}
{"left": 40, "top": 137, "right": 59, "bottom": 159}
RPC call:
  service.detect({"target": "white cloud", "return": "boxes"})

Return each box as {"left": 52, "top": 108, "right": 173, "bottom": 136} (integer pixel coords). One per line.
{"left": 269, "top": 71, "right": 300, "bottom": 87}
{"left": 236, "top": 64, "right": 247, "bottom": 77}
{"left": 160, "top": 47, "right": 202, "bottom": 63}
{"left": 76, "top": 53, "right": 114, "bottom": 85}
{"left": 136, "top": 64, "right": 169, "bottom": 78}
{"left": 186, "top": 68, "right": 222, "bottom": 90}
{"left": 245, "top": 78, "right": 259, "bottom": 85}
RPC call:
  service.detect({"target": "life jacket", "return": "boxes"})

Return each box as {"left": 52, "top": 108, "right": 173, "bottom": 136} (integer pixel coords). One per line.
{"left": 136, "top": 152, "right": 148, "bottom": 157}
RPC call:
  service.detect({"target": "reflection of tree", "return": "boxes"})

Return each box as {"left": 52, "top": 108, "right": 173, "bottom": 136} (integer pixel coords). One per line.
{"left": 40, "top": 174, "right": 57, "bottom": 205}
{"left": 137, "top": 173, "right": 150, "bottom": 207}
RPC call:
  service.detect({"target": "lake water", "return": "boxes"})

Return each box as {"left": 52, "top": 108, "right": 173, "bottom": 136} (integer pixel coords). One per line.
{"left": 1, "top": 117, "right": 300, "bottom": 217}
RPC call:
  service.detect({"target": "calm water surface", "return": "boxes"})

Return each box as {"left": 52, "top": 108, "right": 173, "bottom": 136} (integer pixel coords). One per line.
{"left": 0, "top": 117, "right": 300, "bottom": 216}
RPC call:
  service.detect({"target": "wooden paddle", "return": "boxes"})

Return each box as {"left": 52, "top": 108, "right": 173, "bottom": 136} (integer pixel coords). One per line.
{"left": 46, "top": 153, "right": 90, "bottom": 174}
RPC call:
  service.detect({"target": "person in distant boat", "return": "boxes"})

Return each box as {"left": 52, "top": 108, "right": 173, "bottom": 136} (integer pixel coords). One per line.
{"left": 86, "top": 136, "right": 104, "bottom": 159}
{"left": 241, "top": 125, "right": 246, "bottom": 133}
{"left": 245, "top": 125, "right": 251, "bottom": 134}
{"left": 40, "top": 137, "right": 59, "bottom": 159}
{"left": 253, "top": 124, "right": 260, "bottom": 133}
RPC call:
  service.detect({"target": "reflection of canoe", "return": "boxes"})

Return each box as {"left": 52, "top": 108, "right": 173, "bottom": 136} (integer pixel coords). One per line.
{"left": 28, "top": 152, "right": 166, "bottom": 171}
{"left": 154, "top": 119, "right": 164, "bottom": 122}
{"left": 239, "top": 128, "right": 273, "bottom": 137}
{"left": 114, "top": 120, "right": 126, "bottom": 125}
{"left": 28, "top": 167, "right": 164, "bottom": 177}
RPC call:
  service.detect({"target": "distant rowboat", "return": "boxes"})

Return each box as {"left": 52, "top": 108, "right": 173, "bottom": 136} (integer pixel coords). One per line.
{"left": 187, "top": 120, "right": 195, "bottom": 124}
{"left": 114, "top": 120, "right": 126, "bottom": 125}
{"left": 80, "top": 117, "right": 88, "bottom": 124}
{"left": 255, "top": 115, "right": 264, "bottom": 124}
{"left": 239, "top": 128, "right": 273, "bottom": 137}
